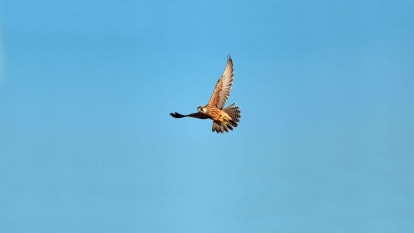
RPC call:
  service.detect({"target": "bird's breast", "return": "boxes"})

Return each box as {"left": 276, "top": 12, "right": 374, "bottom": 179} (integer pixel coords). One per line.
{"left": 207, "top": 107, "right": 231, "bottom": 122}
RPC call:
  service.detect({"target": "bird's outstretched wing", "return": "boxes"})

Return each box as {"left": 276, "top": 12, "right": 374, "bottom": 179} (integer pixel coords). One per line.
{"left": 207, "top": 56, "right": 234, "bottom": 109}
{"left": 170, "top": 112, "right": 210, "bottom": 119}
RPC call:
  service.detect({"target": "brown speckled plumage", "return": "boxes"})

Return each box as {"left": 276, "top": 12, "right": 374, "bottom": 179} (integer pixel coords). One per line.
{"left": 170, "top": 56, "right": 241, "bottom": 133}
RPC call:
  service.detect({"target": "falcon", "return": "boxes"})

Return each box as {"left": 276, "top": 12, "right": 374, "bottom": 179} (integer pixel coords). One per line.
{"left": 170, "top": 56, "right": 241, "bottom": 133}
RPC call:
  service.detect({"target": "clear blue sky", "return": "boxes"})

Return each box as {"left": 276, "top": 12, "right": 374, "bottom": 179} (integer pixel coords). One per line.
{"left": 1, "top": 0, "right": 413, "bottom": 232}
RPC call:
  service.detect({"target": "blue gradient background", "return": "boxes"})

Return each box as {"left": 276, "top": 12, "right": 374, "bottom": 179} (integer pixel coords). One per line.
{"left": 1, "top": 0, "right": 413, "bottom": 232}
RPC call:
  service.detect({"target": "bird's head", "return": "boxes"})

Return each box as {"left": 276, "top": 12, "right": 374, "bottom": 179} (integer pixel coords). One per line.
{"left": 197, "top": 106, "right": 207, "bottom": 113}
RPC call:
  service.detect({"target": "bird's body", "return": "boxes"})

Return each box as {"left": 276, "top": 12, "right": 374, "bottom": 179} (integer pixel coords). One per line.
{"left": 170, "top": 56, "right": 241, "bottom": 133}
{"left": 208, "top": 108, "right": 231, "bottom": 122}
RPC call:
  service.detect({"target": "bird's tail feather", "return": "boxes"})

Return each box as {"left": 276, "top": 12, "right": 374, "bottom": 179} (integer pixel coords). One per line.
{"left": 212, "top": 103, "right": 241, "bottom": 133}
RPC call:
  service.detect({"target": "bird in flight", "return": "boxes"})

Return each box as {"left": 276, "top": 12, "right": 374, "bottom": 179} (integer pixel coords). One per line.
{"left": 170, "top": 56, "right": 241, "bottom": 133}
